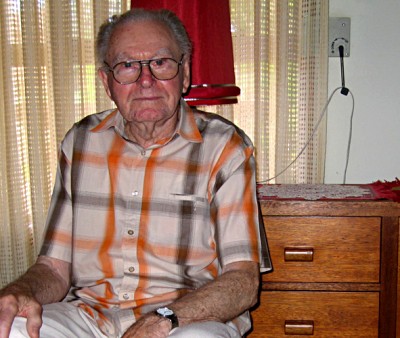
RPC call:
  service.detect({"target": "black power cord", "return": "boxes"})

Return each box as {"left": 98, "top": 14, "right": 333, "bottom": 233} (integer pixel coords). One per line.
{"left": 339, "top": 45, "right": 349, "bottom": 96}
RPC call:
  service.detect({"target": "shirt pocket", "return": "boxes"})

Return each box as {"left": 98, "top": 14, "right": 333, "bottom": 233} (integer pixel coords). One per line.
{"left": 169, "top": 193, "right": 209, "bottom": 217}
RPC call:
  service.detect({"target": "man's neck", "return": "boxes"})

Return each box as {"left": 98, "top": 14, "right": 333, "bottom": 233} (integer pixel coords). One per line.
{"left": 124, "top": 115, "right": 178, "bottom": 149}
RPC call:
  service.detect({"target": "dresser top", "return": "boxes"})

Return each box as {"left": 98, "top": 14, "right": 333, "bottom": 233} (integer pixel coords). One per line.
{"left": 257, "top": 180, "right": 400, "bottom": 203}
{"left": 257, "top": 182, "right": 400, "bottom": 216}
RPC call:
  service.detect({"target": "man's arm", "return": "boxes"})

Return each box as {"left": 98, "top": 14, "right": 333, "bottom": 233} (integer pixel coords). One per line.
{"left": 122, "top": 260, "right": 260, "bottom": 338}
{"left": 0, "top": 256, "right": 71, "bottom": 338}
{"left": 170, "top": 260, "right": 260, "bottom": 324}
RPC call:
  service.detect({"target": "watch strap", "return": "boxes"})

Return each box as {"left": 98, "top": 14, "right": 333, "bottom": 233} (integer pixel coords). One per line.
{"left": 155, "top": 307, "right": 179, "bottom": 330}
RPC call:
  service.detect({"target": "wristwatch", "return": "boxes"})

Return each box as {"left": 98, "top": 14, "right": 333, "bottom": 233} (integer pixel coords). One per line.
{"left": 154, "top": 306, "right": 179, "bottom": 330}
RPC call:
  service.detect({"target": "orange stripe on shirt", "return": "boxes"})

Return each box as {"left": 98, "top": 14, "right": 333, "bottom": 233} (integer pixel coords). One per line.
{"left": 98, "top": 135, "right": 125, "bottom": 279}
{"left": 208, "top": 132, "right": 243, "bottom": 197}
{"left": 243, "top": 157, "right": 259, "bottom": 262}
{"left": 44, "top": 229, "right": 72, "bottom": 246}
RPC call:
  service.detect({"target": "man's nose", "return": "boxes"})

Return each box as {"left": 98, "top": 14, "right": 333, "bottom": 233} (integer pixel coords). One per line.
{"left": 137, "top": 64, "right": 155, "bottom": 85}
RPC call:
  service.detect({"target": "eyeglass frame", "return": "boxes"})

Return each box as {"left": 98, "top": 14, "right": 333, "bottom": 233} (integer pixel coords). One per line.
{"left": 103, "top": 54, "right": 185, "bottom": 85}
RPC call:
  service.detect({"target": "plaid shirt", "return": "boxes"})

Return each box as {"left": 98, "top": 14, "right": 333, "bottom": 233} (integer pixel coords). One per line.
{"left": 40, "top": 100, "right": 270, "bottom": 336}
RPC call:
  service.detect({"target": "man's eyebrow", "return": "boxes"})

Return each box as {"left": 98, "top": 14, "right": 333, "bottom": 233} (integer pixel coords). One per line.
{"left": 111, "top": 53, "right": 133, "bottom": 64}
{"left": 110, "top": 48, "right": 176, "bottom": 64}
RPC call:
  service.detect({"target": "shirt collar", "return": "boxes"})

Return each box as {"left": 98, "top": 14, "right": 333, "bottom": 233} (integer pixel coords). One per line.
{"left": 90, "top": 99, "right": 203, "bottom": 144}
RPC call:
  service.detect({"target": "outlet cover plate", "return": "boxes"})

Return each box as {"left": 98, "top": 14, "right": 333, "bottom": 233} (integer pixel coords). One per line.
{"left": 329, "top": 17, "right": 351, "bottom": 57}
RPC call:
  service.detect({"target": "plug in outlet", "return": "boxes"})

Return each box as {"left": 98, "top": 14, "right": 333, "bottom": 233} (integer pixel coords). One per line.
{"left": 329, "top": 17, "right": 351, "bottom": 57}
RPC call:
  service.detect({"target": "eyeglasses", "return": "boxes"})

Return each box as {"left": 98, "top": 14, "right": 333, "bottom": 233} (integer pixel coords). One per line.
{"left": 104, "top": 55, "right": 184, "bottom": 85}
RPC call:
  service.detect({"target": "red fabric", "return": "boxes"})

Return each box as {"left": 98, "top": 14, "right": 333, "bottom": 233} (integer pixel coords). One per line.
{"left": 131, "top": 0, "right": 240, "bottom": 106}
{"left": 369, "top": 178, "right": 400, "bottom": 202}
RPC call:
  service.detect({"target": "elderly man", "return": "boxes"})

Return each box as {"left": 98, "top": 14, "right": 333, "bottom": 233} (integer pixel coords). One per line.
{"left": 0, "top": 8, "right": 270, "bottom": 338}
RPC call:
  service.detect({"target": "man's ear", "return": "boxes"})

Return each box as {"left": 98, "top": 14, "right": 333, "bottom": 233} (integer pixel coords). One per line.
{"left": 182, "top": 59, "right": 191, "bottom": 94}
{"left": 98, "top": 68, "right": 112, "bottom": 99}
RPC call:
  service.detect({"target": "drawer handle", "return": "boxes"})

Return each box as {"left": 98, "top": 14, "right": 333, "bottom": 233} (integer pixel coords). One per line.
{"left": 285, "top": 320, "right": 314, "bottom": 335}
{"left": 284, "top": 247, "right": 314, "bottom": 262}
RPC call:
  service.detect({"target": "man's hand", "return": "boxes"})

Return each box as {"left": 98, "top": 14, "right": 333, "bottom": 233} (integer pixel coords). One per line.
{"left": 122, "top": 313, "right": 171, "bottom": 338}
{"left": 0, "top": 256, "right": 71, "bottom": 338}
{"left": 0, "top": 289, "right": 42, "bottom": 338}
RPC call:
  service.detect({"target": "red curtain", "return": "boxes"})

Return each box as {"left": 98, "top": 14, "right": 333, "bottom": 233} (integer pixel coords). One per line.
{"left": 131, "top": 0, "right": 240, "bottom": 106}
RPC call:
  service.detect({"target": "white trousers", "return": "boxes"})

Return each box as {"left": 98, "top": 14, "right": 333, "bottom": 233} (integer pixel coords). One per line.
{"left": 9, "top": 303, "right": 241, "bottom": 338}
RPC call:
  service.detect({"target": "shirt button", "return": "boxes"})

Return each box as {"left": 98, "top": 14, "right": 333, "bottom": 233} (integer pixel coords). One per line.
{"left": 128, "top": 229, "right": 134, "bottom": 236}
{"left": 123, "top": 293, "right": 129, "bottom": 300}
{"left": 132, "top": 191, "right": 139, "bottom": 196}
{"left": 128, "top": 266, "right": 135, "bottom": 272}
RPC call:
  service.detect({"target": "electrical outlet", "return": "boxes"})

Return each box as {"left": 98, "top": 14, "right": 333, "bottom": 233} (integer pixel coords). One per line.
{"left": 329, "top": 17, "right": 351, "bottom": 57}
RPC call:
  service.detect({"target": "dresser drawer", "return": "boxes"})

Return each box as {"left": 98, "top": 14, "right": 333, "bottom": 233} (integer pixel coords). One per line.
{"left": 263, "top": 217, "right": 381, "bottom": 283}
{"left": 250, "top": 291, "right": 379, "bottom": 337}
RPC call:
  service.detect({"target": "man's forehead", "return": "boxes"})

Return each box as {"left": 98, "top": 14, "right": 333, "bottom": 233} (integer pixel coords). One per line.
{"left": 107, "top": 22, "right": 180, "bottom": 62}
{"left": 115, "top": 19, "right": 173, "bottom": 39}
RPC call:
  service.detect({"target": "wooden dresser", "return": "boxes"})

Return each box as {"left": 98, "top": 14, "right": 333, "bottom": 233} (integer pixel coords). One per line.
{"left": 249, "top": 184, "right": 400, "bottom": 338}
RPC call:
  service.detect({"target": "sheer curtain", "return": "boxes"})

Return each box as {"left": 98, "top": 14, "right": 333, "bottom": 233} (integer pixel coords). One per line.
{"left": 0, "top": 0, "right": 328, "bottom": 287}
{"left": 0, "top": 0, "right": 129, "bottom": 287}
{"left": 205, "top": 0, "right": 329, "bottom": 183}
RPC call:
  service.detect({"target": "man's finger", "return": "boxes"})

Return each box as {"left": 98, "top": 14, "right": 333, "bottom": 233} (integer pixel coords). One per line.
{"left": 0, "top": 295, "right": 20, "bottom": 338}
{"left": 0, "top": 314, "right": 14, "bottom": 338}
{"left": 25, "top": 302, "right": 43, "bottom": 338}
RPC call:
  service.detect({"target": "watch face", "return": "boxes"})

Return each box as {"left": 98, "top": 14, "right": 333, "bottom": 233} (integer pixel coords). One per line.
{"left": 157, "top": 307, "right": 174, "bottom": 316}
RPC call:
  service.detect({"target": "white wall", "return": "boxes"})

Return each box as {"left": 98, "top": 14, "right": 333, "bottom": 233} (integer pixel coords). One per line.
{"left": 325, "top": 0, "right": 400, "bottom": 184}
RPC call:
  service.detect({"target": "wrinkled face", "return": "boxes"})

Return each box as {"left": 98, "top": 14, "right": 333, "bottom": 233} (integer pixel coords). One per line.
{"left": 99, "top": 20, "right": 190, "bottom": 125}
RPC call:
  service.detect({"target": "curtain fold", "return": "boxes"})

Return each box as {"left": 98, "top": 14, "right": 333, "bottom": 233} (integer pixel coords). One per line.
{"left": 0, "top": 0, "right": 129, "bottom": 287}
{"left": 205, "top": 0, "right": 328, "bottom": 183}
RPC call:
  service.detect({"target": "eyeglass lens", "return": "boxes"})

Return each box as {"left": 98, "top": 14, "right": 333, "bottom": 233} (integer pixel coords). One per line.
{"left": 112, "top": 57, "right": 181, "bottom": 84}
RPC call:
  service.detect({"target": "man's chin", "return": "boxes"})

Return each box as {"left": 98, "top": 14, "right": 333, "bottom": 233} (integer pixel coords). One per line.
{"left": 134, "top": 109, "right": 166, "bottom": 122}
